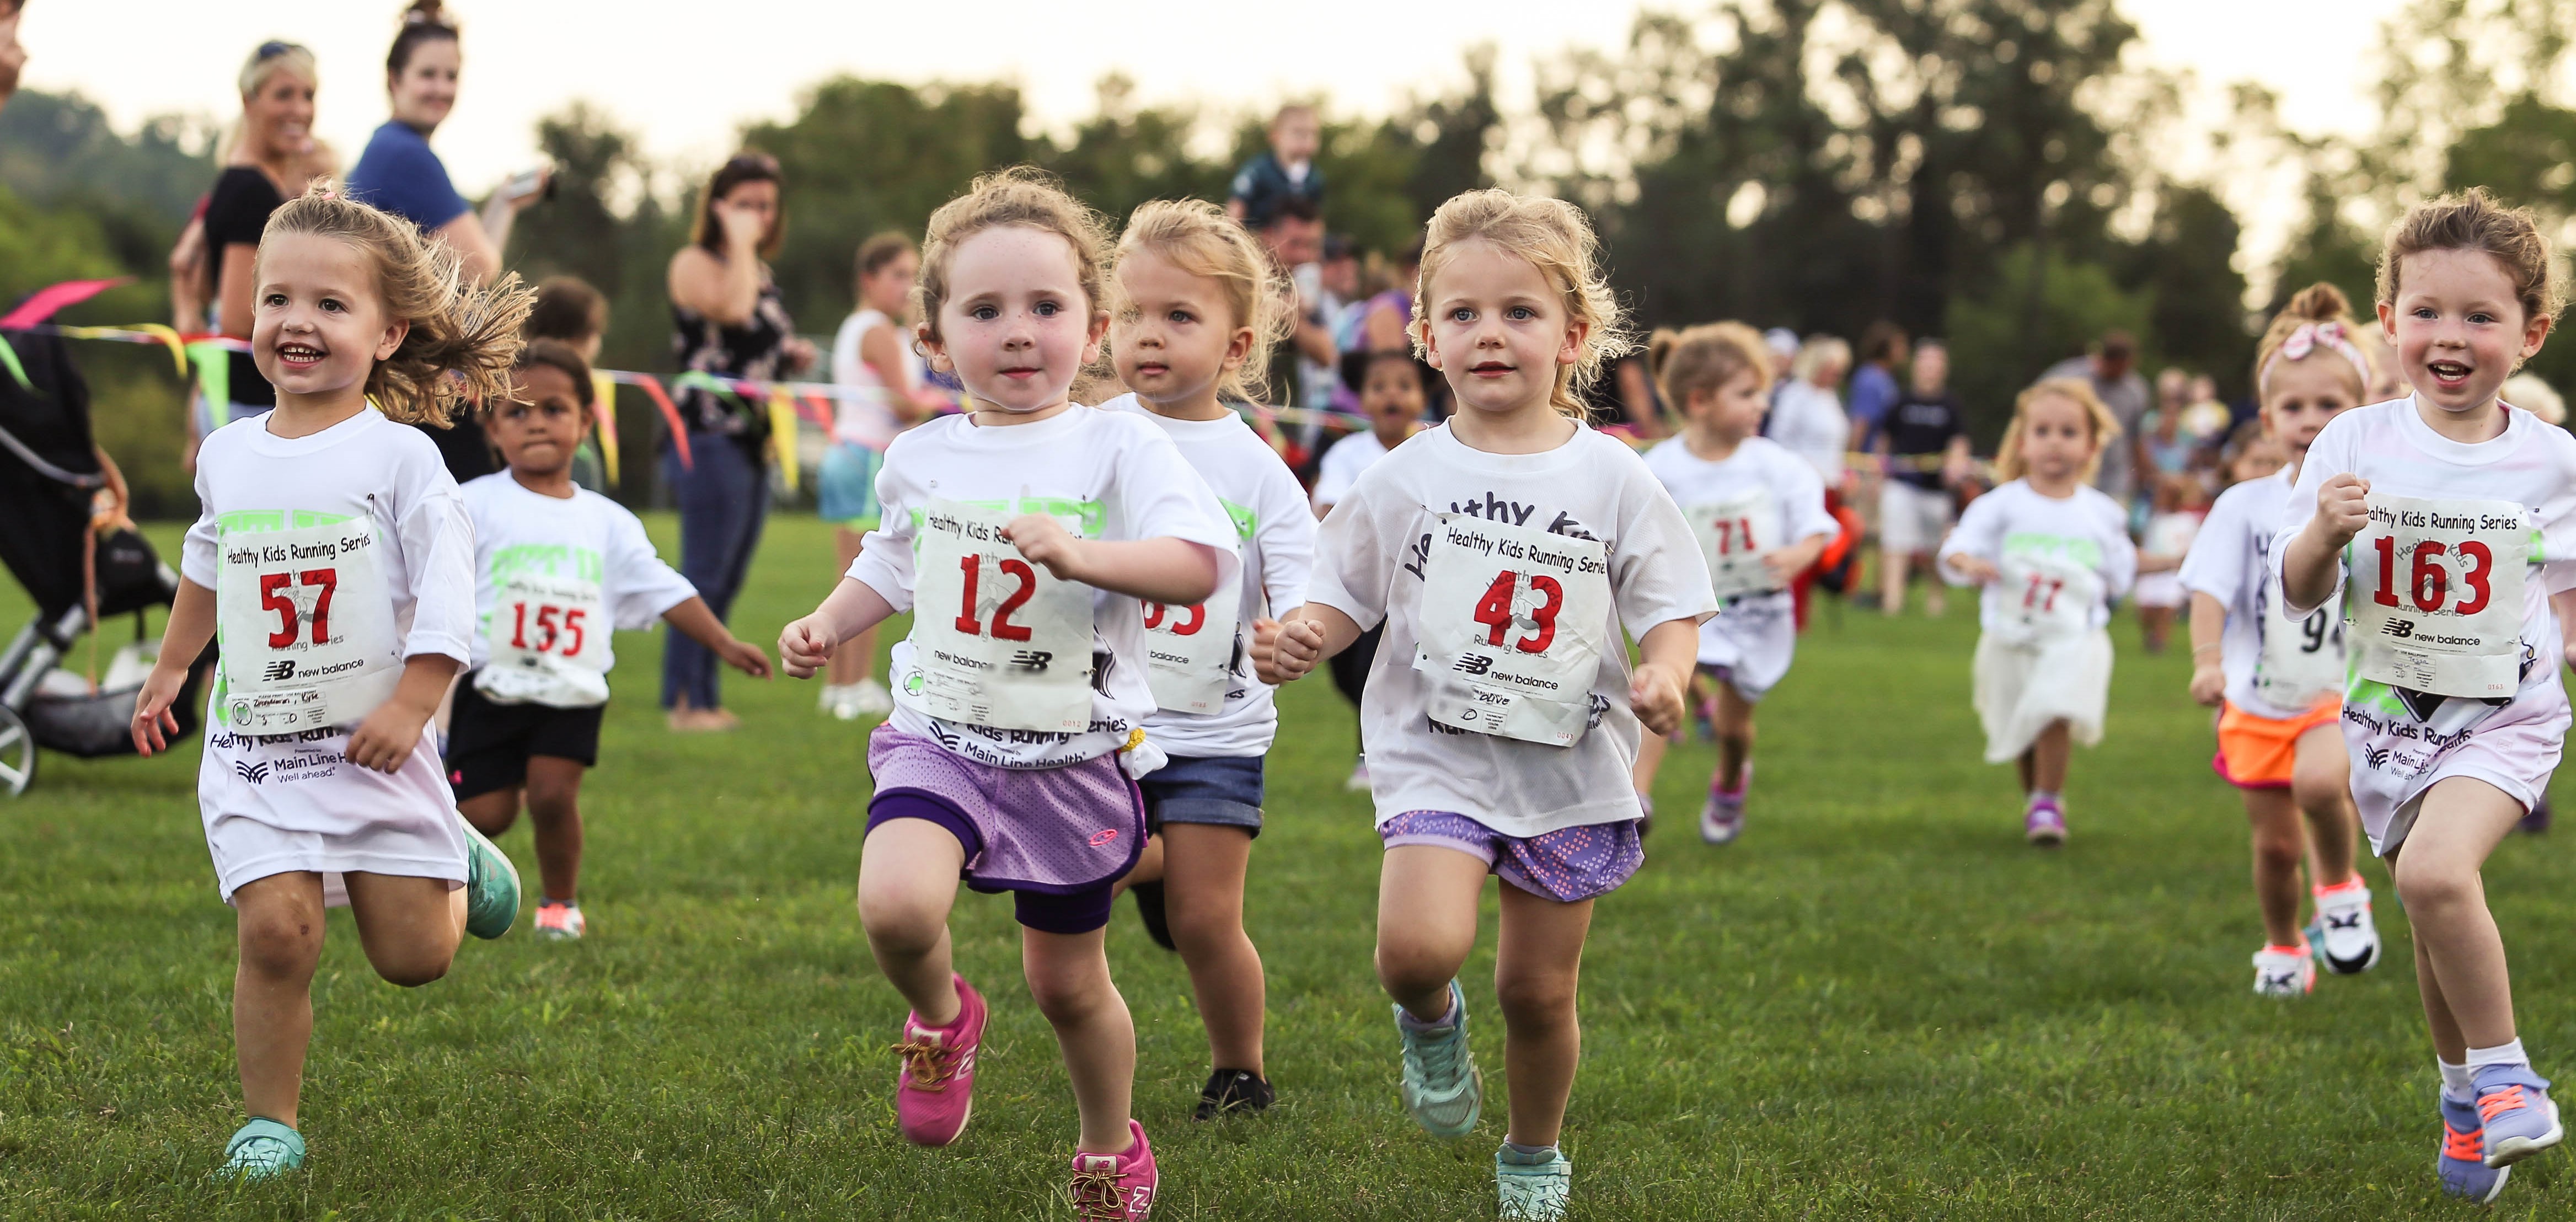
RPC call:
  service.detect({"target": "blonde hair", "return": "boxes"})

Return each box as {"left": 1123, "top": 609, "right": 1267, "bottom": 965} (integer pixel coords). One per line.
{"left": 2254, "top": 282, "right": 2374, "bottom": 402}
{"left": 1111, "top": 197, "right": 1292, "bottom": 404}
{"left": 913, "top": 167, "right": 1112, "bottom": 348}
{"left": 258, "top": 184, "right": 532, "bottom": 427}
{"left": 239, "top": 42, "right": 317, "bottom": 100}
{"left": 1790, "top": 335, "right": 1851, "bottom": 384}
{"left": 2506, "top": 372, "right": 2568, "bottom": 425}
{"left": 1409, "top": 189, "right": 1634, "bottom": 417}
{"left": 2378, "top": 187, "right": 2565, "bottom": 327}
{"left": 1995, "top": 377, "right": 2122, "bottom": 484}
{"left": 1646, "top": 321, "right": 1771, "bottom": 411}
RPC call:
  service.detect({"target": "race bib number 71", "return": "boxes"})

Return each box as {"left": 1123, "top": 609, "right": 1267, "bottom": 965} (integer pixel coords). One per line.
{"left": 1412, "top": 512, "right": 1612, "bottom": 746}
{"left": 2352, "top": 494, "right": 2527, "bottom": 699}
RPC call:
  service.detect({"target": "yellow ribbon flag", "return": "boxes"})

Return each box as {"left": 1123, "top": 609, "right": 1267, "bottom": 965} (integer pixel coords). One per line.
{"left": 769, "top": 388, "right": 801, "bottom": 492}
{"left": 590, "top": 371, "right": 620, "bottom": 486}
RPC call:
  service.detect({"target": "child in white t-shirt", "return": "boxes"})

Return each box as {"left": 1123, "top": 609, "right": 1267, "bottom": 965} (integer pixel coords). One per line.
{"left": 1632, "top": 322, "right": 1833, "bottom": 845}
{"left": 1096, "top": 197, "right": 1317, "bottom": 1119}
{"left": 1262, "top": 189, "right": 1715, "bottom": 1221}
{"left": 776, "top": 170, "right": 1239, "bottom": 1216}
{"left": 2176, "top": 286, "right": 2380, "bottom": 1001}
{"left": 1311, "top": 350, "right": 1430, "bottom": 791}
{"left": 2275, "top": 190, "right": 2576, "bottom": 1200}
{"left": 1937, "top": 379, "right": 2138, "bottom": 846}
{"left": 130, "top": 188, "right": 532, "bottom": 1180}
{"left": 2132, "top": 473, "right": 2204, "bottom": 653}
{"left": 452, "top": 342, "right": 771, "bottom": 942}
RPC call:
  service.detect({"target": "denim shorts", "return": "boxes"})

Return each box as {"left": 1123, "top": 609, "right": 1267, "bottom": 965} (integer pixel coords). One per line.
{"left": 816, "top": 441, "right": 882, "bottom": 528}
{"left": 1139, "top": 754, "right": 1265, "bottom": 836}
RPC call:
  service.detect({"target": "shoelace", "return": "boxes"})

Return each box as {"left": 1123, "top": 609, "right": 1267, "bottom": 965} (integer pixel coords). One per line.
{"left": 1410, "top": 1021, "right": 1466, "bottom": 1087}
{"left": 2445, "top": 1122, "right": 2485, "bottom": 1161}
{"left": 1068, "top": 1163, "right": 1128, "bottom": 1220}
{"left": 893, "top": 1035, "right": 960, "bottom": 1090}
{"left": 2479, "top": 1085, "right": 2529, "bottom": 1123}
{"left": 2324, "top": 910, "right": 2364, "bottom": 931}
{"left": 2260, "top": 969, "right": 2301, "bottom": 991}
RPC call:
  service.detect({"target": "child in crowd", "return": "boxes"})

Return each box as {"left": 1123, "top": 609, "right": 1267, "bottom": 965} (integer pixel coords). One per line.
{"left": 1936, "top": 379, "right": 2136, "bottom": 845}
{"left": 1099, "top": 197, "right": 1315, "bottom": 1119}
{"left": 818, "top": 231, "right": 944, "bottom": 721}
{"left": 1261, "top": 189, "right": 1715, "bottom": 1222}
{"left": 1225, "top": 104, "right": 1325, "bottom": 228}
{"left": 1312, "top": 349, "right": 1429, "bottom": 790}
{"left": 1875, "top": 339, "right": 1969, "bottom": 617}
{"left": 776, "top": 169, "right": 1238, "bottom": 1219}
{"left": 2276, "top": 190, "right": 2576, "bottom": 1203}
{"left": 2177, "top": 284, "right": 2380, "bottom": 1000}
{"left": 2132, "top": 472, "right": 2203, "bottom": 654}
{"left": 451, "top": 342, "right": 772, "bottom": 941}
{"left": 522, "top": 276, "right": 612, "bottom": 492}
{"left": 1632, "top": 322, "right": 1834, "bottom": 844}
{"left": 128, "top": 186, "right": 529, "bottom": 1179}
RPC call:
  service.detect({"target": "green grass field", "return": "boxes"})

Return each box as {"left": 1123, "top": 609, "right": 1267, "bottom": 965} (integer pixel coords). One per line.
{"left": 6, "top": 513, "right": 2576, "bottom": 1219}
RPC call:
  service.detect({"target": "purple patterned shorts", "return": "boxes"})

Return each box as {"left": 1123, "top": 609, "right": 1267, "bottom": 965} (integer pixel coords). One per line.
{"left": 865, "top": 724, "right": 1145, "bottom": 896}
{"left": 1379, "top": 811, "right": 1644, "bottom": 902}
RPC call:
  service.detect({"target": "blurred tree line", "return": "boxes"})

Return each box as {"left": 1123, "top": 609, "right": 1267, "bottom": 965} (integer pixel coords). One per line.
{"left": 12, "top": 0, "right": 2576, "bottom": 516}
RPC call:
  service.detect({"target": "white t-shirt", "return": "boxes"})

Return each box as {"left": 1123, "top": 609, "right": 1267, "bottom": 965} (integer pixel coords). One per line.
{"left": 1107, "top": 395, "right": 1318, "bottom": 758}
{"left": 1766, "top": 379, "right": 1851, "bottom": 484}
{"left": 1305, "top": 422, "right": 1719, "bottom": 837}
{"left": 1641, "top": 434, "right": 1836, "bottom": 636}
{"left": 2133, "top": 510, "right": 2202, "bottom": 608}
{"left": 458, "top": 473, "right": 698, "bottom": 706}
{"left": 2179, "top": 467, "right": 2339, "bottom": 719}
{"left": 848, "top": 405, "right": 1243, "bottom": 773}
{"left": 1312, "top": 428, "right": 1391, "bottom": 513}
{"left": 828, "top": 308, "right": 926, "bottom": 449}
{"left": 182, "top": 407, "right": 475, "bottom": 833}
{"left": 1937, "top": 479, "right": 2138, "bottom": 637}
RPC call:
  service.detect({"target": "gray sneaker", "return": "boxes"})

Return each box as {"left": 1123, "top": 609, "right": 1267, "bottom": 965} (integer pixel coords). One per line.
{"left": 1497, "top": 1144, "right": 1572, "bottom": 1221}
{"left": 1396, "top": 979, "right": 1483, "bottom": 1138}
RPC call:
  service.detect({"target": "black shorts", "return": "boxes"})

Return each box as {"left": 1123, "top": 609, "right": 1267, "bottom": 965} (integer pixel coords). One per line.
{"left": 444, "top": 678, "right": 604, "bottom": 801}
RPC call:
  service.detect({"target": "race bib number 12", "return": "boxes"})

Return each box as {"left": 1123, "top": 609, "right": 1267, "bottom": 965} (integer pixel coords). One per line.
{"left": 216, "top": 517, "right": 401, "bottom": 733}
{"left": 1412, "top": 512, "right": 1612, "bottom": 746}
{"left": 904, "top": 499, "right": 1096, "bottom": 733}
{"left": 2352, "top": 494, "right": 2527, "bottom": 699}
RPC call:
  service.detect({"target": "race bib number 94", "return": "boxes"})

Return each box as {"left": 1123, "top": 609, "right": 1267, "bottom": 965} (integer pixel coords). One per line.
{"left": 906, "top": 499, "right": 1095, "bottom": 733}
{"left": 217, "top": 517, "right": 401, "bottom": 732}
{"left": 1412, "top": 512, "right": 1612, "bottom": 746}
{"left": 2352, "top": 494, "right": 2527, "bottom": 699}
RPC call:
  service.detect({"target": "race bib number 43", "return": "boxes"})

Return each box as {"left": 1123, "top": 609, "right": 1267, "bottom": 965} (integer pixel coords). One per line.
{"left": 1686, "top": 490, "right": 1785, "bottom": 602}
{"left": 2352, "top": 494, "right": 2527, "bottom": 699}
{"left": 906, "top": 499, "right": 1095, "bottom": 733}
{"left": 216, "top": 518, "right": 401, "bottom": 732}
{"left": 1412, "top": 512, "right": 1612, "bottom": 746}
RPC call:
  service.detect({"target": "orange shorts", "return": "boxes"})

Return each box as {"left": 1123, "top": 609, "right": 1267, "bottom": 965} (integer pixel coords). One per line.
{"left": 2211, "top": 698, "right": 2341, "bottom": 790}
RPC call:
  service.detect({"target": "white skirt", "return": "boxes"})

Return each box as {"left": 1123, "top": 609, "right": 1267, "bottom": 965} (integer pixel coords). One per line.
{"left": 1699, "top": 593, "right": 1797, "bottom": 702}
{"left": 1973, "top": 628, "right": 2113, "bottom": 763}
{"left": 199, "top": 715, "right": 468, "bottom": 907}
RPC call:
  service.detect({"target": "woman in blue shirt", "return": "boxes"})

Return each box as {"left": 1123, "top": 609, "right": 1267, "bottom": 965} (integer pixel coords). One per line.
{"left": 346, "top": 1, "right": 542, "bottom": 287}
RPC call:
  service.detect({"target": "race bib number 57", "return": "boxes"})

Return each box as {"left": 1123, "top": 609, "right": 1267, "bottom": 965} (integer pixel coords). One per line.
{"left": 904, "top": 499, "right": 1095, "bottom": 733}
{"left": 1412, "top": 512, "right": 1612, "bottom": 746}
{"left": 216, "top": 517, "right": 401, "bottom": 732}
{"left": 2352, "top": 494, "right": 2527, "bottom": 699}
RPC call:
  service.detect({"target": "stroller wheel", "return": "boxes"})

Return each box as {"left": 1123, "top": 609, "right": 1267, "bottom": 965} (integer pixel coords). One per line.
{"left": 0, "top": 705, "right": 33, "bottom": 797}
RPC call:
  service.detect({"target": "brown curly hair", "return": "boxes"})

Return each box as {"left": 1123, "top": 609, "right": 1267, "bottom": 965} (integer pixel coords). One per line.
{"left": 2378, "top": 187, "right": 2565, "bottom": 327}
{"left": 912, "top": 167, "right": 1112, "bottom": 348}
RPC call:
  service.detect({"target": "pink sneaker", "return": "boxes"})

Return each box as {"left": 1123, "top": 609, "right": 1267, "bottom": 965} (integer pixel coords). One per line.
{"left": 1068, "top": 1119, "right": 1157, "bottom": 1220}
{"left": 893, "top": 974, "right": 985, "bottom": 1146}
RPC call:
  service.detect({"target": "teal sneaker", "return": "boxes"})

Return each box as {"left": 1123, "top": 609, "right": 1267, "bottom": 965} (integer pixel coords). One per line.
{"left": 212, "top": 1118, "right": 303, "bottom": 1181}
{"left": 1497, "top": 1144, "right": 1573, "bottom": 1221}
{"left": 460, "top": 818, "right": 521, "bottom": 940}
{"left": 1396, "top": 979, "right": 1483, "bottom": 1137}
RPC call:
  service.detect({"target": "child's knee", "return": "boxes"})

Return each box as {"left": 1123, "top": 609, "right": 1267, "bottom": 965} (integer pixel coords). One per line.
{"left": 2251, "top": 824, "right": 2304, "bottom": 871}
{"left": 1494, "top": 966, "right": 1579, "bottom": 1023}
{"left": 372, "top": 950, "right": 454, "bottom": 989}
{"left": 2393, "top": 851, "right": 2476, "bottom": 910}
{"left": 237, "top": 912, "right": 322, "bottom": 978}
{"left": 1375, "top": 937, "right": 1461, "bottom": 996}
{"left": 524, "top": 777, "right": 581, "bottom": 826}
{"left": 858, "top": 891, "right": 946, "bottom": 955}
{"left": 1023, "top": 953, "right": 1112, "bottom": 1021}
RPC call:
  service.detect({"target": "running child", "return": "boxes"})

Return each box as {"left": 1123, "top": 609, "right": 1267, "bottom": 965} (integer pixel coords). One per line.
{"left": 1098, "top": 196, "right": 1315, "bottom": 1119}
{"left": 1632, "top": 321, "right": 1834, "bottom": 845}
{"left": 2176, "top": 284, "right": 2381, "bottom": 999}
{"left": 128, "top": 185, "right": 529, "bottom": 1179}
{"left": 1936, "top": 379, "right": 2137, "bottom": 845}
{"left": 2275, "top": 189, "right": 2576, "bottom": 1203}
{"left": 776, "top": 169, "right": 1239, "bottom": 1219}
{"left": 2132, "top": 473, "right": 2203, "bottom": 655}
{"left": 1311, "top": 349, "right": 1430, "bottom": 791}
{"left": 451, "top": 341, "right": 772, "bottom": 942}
{"left": 1260, "top": 189, "right": 1715, "bottom": 1222}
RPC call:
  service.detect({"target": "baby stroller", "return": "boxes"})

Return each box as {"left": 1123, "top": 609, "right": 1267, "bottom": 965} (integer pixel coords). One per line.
{"left": 0, "top": 329, "right": 199, "bottom": 797}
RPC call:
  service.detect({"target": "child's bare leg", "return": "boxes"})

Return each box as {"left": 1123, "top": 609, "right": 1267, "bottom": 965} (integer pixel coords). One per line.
{"left": 2028, "top": 722, "right": 2071, "bottom": 793}
{"left": 1112, "top": 834, "right": 1164, "bottom": 896}
{"left": 827, "top": 528, "right": 871, "bottom": 687}
{"left": 2139, "top": 605, "right": 2171, "bottom": 652}
{"left": 1879, "top": 546, "right": 1908, "bottom": 615}
{"left": 522, "top": 756, "right": 587, "bottom": 902}
{"left": 1631, "top": 726, "right": 1671, "bottom": 797}
{"left": 2392, "top": 777, "right": 2530, "bottom": 1051}
{"left": 2242, "top": 787, "right": 2307, "bottom": 947}
{"left": 1493, "top": 882, "right": 1594, "bottom": 1149}
{"left": 2417, "top": 931, "right": 2471, "bottom": 1064}
{"left": 457, "top": 788, "right": 520, "bottom": 837}
{"left": 1376, "top": 845, "right": 1491, "bottom": 1021}
{"left": 1022, "top": 925, "right": 1137, "bottom": 1154}
{"left": 232, "top": 872, "right": 326, "bottom": 1128}
{"left": 857, "top": 819, "right": 966, "bottom": 1023}
{"left": 1163, "top": 823, "right": 1264, "bottom": 1074}
{"left": 1714, "top": 683, "right": 1757, "bottom": 792}
{"left": 343, "top": 872, "right": 464, "bottom": 987}
{"left": 2290, "top": 725, "right": 2358, "bottom": 889}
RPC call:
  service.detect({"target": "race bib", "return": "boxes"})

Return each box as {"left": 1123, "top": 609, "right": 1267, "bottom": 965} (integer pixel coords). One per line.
{"left": 1411, "top": 512, "right": 1613, "bottom": 746}
{"left": 904, "top": 499, "right": 1095, "bottom": 733}
{"left": 1996, "top": 550, "right": 2100, "bottom": 642}
{"left": 2350, "top": 494, "right": 2527, "bottom": 699}
{"left": 2253, "top": 601, "right": 2345, "bottom": 709}
{"left": 216, "top": 517, "right": 401, "bottom": 733}
{"left": 475, "top": 572, "right": 610, "bottom": 708}
{"left": 1140, "top": 588, "right": 1243, "bottom": 715}
{"left": 1686, "top": 489, "right": 1785, "bottom": 602}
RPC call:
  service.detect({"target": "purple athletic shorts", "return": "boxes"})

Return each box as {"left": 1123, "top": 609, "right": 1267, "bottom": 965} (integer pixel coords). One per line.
{"left": 866, "top": 724, "right": 1146, "bottom": 902}
{"left": 1378, "top": 810, "right": 1644, "bottom": 902}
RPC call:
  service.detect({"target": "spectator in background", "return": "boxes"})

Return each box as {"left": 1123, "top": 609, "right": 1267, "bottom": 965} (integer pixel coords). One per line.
{"left": 1875, "top": 339, "right": 1970, "bottom": 617}
{"left": 1767, "top": 334, "right": 1851, "bottom": 486}
{"left": 2043, "top": 330, "right": 2149, "bottom": 516}
{"left": 1847, "top": 321, "right": 1908, "bottom": 447}
{"left": 346, "top": 2, "right": 545, "bottom": 287}
{"left": 1255, "top": 199, "right": 1337, "bottom": 408}
{"left": 182, "top": 40, "right": 320, "bottom": 471}
{"left": 0, "top": 1, "right": 25, "bottom": 111}
{"left": 2181, "top": 372, "right": 2232, "bottom": 444}
{"left": 1227, "top": 103, "right": 1325, "bottom": 227}
{"left": 1313, "top": 233, "right": 1363, "bottom": 414}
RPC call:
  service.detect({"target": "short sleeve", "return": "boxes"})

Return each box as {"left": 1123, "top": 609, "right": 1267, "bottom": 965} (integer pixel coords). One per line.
{"left": 2176, "top": 489, "right": 2248, "bottom": 605}
{"left": 1610, "top": 454, "right": 1720, "bottom": 636}
{"left": 182, "top": 457, "right": 220, "bottom": 589}
{"left": 2094, "top": 500, "right": 2139, "bottom": 599}
{"left": 1936, "top": 491, "right": 2005, "bottom": 584}
{"left": 2535, "top": 431, "right": 2576, "bottom": 594}
{"left": 847, "top": 440, "right": 924, "bottom": 610}
{"left": 2272, "top": 424, "right": 2350, "bottom": 617}
{"left": 392, "top": 453, "right": 476, "bottom": 665}
{"left": 349, "top": 126, "right": 471, "bottom": 231}
{"left": 602, "top": 502, "right": 697, "bottom": 628}
{"left": 1252, "top": 456, "right": 1318, "bottom": 617}
{"left": 202, "top": 170, "right": 281, "bottom": 251}
{"left": 1777, "top": 454, "right": 1836, "bottom": 543}
{"left": 1304, "top": 479, "right": 1399, "bottom": 631}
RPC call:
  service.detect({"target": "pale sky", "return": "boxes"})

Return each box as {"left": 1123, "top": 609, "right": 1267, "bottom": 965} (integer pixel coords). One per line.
{"left": 23, "top": 0, "right": 2406, "bottom": 255}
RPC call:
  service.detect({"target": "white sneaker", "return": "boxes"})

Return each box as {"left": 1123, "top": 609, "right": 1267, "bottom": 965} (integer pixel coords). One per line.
{"left": 2252, "top": 945, "right": 2315, "bottom": 998}
{"left": 1345, "top": 756, "right": 1371, "bottom": 792}
{"left": 2309, "top": 885, "right": 2382, "bottom": 976}
{"left": 852, "top": 679, "right": 895, "bottom": 716}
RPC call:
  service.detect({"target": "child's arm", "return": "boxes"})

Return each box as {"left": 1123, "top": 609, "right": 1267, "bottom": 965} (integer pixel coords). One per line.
{"left": 1629, "top": 618, "right": 1700, "bottom": 738}
{"left": 1004, "top": 514, "right": 1223, "bottom": 605}
{"left": 1761, "top": 532, "right": 1831, "bottom": 584}
{"left": 131, "top": 578, "right": 216, "bottom": 757}
{"left": 1254, "top": 602, "right": 1366, "bottom": 685}
{"left": 2282, "top": 474, "right": 2370, "bottom": 614}
{"left": 2137, "top": 552, "right": 2183, "bottom": 575}
{"left": 345, "top": 653, "right": 460, "bottom": 773}
{"left": 2186, "top": 591, "right": 2228, "bottom": 706}
{"left": 779, "top": 577, "right": 900, "bottom": 680}
{"left": 665, "top": 596, "right": 772, "bottom": 679}
{"left": 1935, "top": 495, "right": 2001, "bottom": 585}
{"left": 2554, "top": 588, "right": 2576, "bottom": 672}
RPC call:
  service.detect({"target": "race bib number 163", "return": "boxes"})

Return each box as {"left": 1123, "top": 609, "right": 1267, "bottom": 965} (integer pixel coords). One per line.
{"left": 2351, "top": 494, "right": 2527, "bottom": 699}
